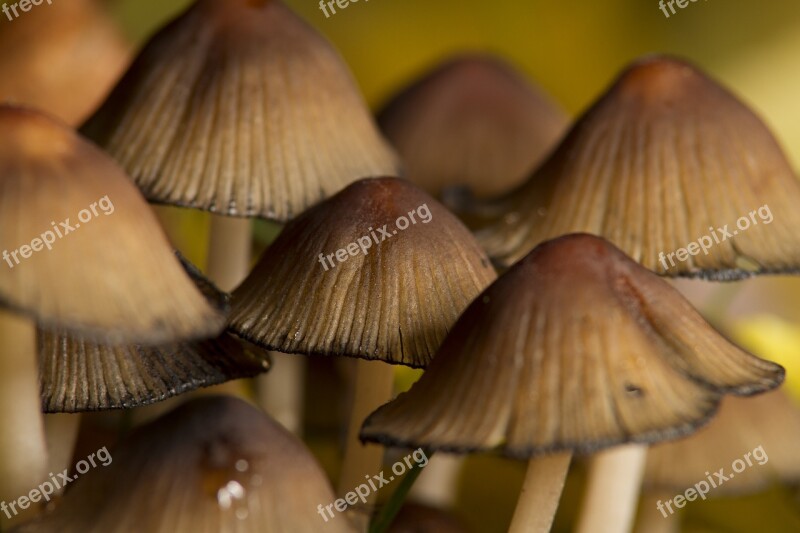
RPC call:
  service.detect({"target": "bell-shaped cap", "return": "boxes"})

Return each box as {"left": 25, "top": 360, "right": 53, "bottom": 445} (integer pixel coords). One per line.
{"left": 645, "top": 389, "right": 800, "bottom": 494}
{"left": 12, "top": 396, "right": 356, "bottom": 533}
{"left": 81, "top": 0, "right": 399, "bottom": 220}
{"left": 229, "top": 177, "right": 496, "bottom": 367}
{"left": 479, "top": 56, "right": 800, "bottom": 278}
{"left": 378, "top": 55, "right": 567, "bottom": 199}
{"left": 0, "top": 106, "right": 225, "bottom": 344}
{"left": 361, "top": 234, "right": 783, "bottom": 456}
{"left": 0, "top": 0, "right": 130, "bottom": 126}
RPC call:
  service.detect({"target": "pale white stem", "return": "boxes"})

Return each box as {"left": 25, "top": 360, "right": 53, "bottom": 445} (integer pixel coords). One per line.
{"left": 409, "top": 454, "right": 463, "bottom": 507}
{"left": 206, "top": 215, "right": 252, "bottom": 292}
{"left": 338, "top": 359, "right": 394, "bottom": 530}
{"left": 257, "top": 352, "right": 305, "bottom": 435}
{"left": 44, "top": 414, "right": 81, "bottom": 494}
{"left": 634, "top": 491, "right": 680, "bottom": 533}
{"left": 575, "top": 444, "right": 648, "bottom": 533}
{"left": 0, "top": 310, "right": 48, "bottom": 526}
{"left": 508, "top": 453, "right": 572, "bottom": 533}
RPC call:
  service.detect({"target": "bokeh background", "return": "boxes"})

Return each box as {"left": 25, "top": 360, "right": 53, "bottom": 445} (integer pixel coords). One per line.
{"left": 10, "top": 0, "right": 800, "bottom": 531}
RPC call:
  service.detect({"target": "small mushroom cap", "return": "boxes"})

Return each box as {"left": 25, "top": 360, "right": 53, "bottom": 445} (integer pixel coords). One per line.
{"left": 0, "top": 0, "right": 130, "bottom": 126}
{"left": 361, "top": 234, "right": 783, "bottom": 457}
{"left": 480, "top": 56, "right": 800, "bottom": 278}
{"left": 0, "top": 106, "right": 226, "bottom": 344}
{"left": 645, "top": 389, "right": 800, "bottom": 495}
{"left": 13, "top": 396, "right": 355, "bottom": 533}
{"left": 378, "top": 54, "right": 567, "bottom": 199}
{"left": 81, "top": 0, "right": 399, "bottom": 220}
{"left": 229, "top": 177, "right": 496, "bottom": 367}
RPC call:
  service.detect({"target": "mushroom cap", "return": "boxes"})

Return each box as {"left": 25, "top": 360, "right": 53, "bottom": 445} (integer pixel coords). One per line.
{"left": 12, "top": 396, "right": 355, "bottom": 533}
{"left": 229, "top": 177, "right": 496, "bottom": 367}
{"left": 80, "top": 0, "right": 399, "bottom": 220}
{"left": 39, "top": 262, "right": 268, "bottom": 412}
{"left": 361, "top": 233, "right": 783, "bottom": 457}
{"left": 378, "top": 54, "right": 567, "bottom": 199}
{"left": 645, "top": 389, "right": 800, "bottom": 495}
{"left": 0, "top": 106, "right": 226, "bottom": 344}
{"left": 0, "top": 0, "right": 130, "bottom": 126}
{"left": 479, "top": 56, "right": 800, "bottom": 278}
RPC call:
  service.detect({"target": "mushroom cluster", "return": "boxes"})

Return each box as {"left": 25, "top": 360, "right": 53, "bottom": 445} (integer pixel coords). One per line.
{"left": 1, "top": 2, "right": 798, "bottom": 533}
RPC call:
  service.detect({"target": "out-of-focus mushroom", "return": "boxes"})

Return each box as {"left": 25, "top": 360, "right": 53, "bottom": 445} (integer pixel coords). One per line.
{"left": 479, "top": 56, "right": 800, "bottom": 278}
{"left": 378, "top": 54, "right": 567, "bottom": 200}
{"left": 12, "top": 396, "right": 356, "bottom": 533}
{"left": 0, "top": 0, "right": 130, "bottom": 126}
{"left": 229, "top": 177, "right": 495, "bottom": 512}
{"left": 361, "top": 234, "right": 783, "bottom": 533}
{"left": 0, "top": 105, "right": 225, "bottom": 510}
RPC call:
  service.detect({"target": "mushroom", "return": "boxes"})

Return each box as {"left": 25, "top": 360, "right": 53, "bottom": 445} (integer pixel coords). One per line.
{"left": 0, "top": 0, "right": 130, "bottom": 126}
{"left": 80, "top": 0, "right": 400, "bottom": 429}
{"left": 228, "top": 177, "right": 495, "bottom": 513}
{"left": 478, "top": 56, "right": 800, "bottom": 278}
{"left": 38, "top": 256, "right": 269, "bottom": 413}
{"left": 360, "top": 233, "right": 784, "bottom": 533}
{"left": 12, "top": 395, "right": 356, "bottom": 533}
{"left": 0, "top": 105, "right": 225, "bottom": 512}
{"left": 635, "top": 389, "right": 800, "bottom": 531}
{"left": 378, "top": 54, "right": 567, "bottom": 200}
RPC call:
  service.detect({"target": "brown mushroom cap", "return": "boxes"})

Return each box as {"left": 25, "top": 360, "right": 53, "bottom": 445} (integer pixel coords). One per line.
{"left": 80, "top": 0, "right": 399, "bottom": 220}
{"left": 0, "top": 105, "right": 225, "bottom": 344}
{"left": 12, "top": 396, "right": 355, "bottom": 533}
{"left": 229, "top": 177, "right": 496, "bottom": 367}
{"left": 378, "top": 54, "right": 567, "bottom": 199}
{"left": 645, "top": 389, "right": 800, "bottom": 495}
{"left": 361, "top": 234, "right": 783, "bottom": 457}
{"left": 0, "top": 0, "right": 130, "bottom": 126}
{"left": 479, "top": 56, "right": 800, "bottom": 278}
{"left": 39, "top": 259, "right": 268, "bottom": 412}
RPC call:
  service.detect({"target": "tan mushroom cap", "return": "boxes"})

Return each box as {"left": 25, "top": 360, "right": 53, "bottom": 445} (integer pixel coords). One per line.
{"left": 645, "top": 389, "right": 800, "bottom": 495}
{"left": 229, "top": 177, "right": 496, "bottom": 367}
{"left": 12, "top": 396, "right": 356, "bottom": 533}
{"left": 0, "top": 0, "right": 130, "bottom": 126}
{"left": 361, "top": 234, "right": 783, "bottom": 457}
{"left": 0, "top": 106, "right": 225, "bottom": 344}
{"left": 39, "top": 263, "right": 268, "bottom": 412}
{"left": 81, "top": 0, "right": 400, "bottom": 220}
{"left": 378, "top": 54, "right": 567, "bottom": 199}
{"left": 388, "top": 503, "right": 468, "bottom": 533}
{"left": 479, "top": 56, "right": 800, "bottom": 278}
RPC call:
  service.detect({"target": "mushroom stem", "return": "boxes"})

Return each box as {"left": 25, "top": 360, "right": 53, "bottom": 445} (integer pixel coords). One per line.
{"left": 257, "top": 352, "right": 305, "bottom": 435}
{"left": 206, "top": 215, "right": 252, "bottom": 291}
{"left": 410, "top": 454, "right": 463, "bottom": 507}
{"left": 0, "top": 310, "right": 47, "bottom": 523}
{"left": 339, "top": 359, "right": 394, "bottom": 525}
{"left": 44, "top": 414, "right": 81, "bottom": 494}
{"left": 575, "top": 444, "right": 648, "bottom": 533}
{"left": 634, "top": 491, "right": 680, "bottom": 533}
{"left": 508, "top": 453, "right": 572, "bottom": 533}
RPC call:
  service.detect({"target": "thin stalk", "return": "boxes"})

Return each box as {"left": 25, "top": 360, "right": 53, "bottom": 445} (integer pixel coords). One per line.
{"left": 575, "top": 444, "right": 648, "bottom": 533}
{"left": 338, "top": 359, "right": 395, "bottom": 530}
{"left": 368, "top": 450, "right": 432, "bottom": 533}
{"left": 257, "top": 352, "right": 305, "bottom": 435}
{"left": 0, "top": 310, "right": 48, "bottom": 527}
{"left": 508, "top": 453, "right": 572, "bottom": 533}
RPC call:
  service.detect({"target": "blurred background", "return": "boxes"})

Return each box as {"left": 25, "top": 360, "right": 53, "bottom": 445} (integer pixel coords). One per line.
{"left": 6, "top": 0, "right": 800, "bottom": 531}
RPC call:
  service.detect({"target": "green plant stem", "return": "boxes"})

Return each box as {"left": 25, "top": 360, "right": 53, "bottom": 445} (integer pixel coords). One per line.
{"left": 368, "top": 450, "right": 433, "bottom": 533}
